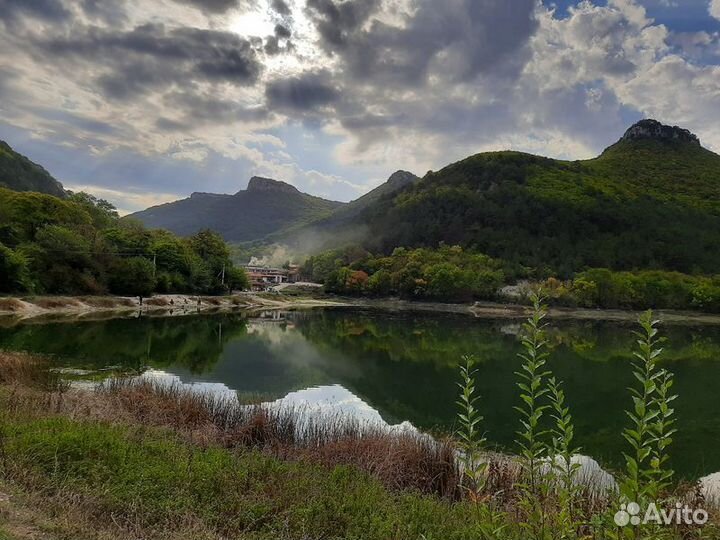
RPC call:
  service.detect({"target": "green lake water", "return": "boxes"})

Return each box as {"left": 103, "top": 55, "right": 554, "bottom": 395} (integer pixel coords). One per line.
{"left": 1, "top": 308, "right": 719, "bottom": 481}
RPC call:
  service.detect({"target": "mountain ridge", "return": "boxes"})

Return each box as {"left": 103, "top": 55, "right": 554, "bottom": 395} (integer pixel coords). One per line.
{"left": 131, "top": 176, "right": 345, "bottom": 242}
{"left": 346, "top": 119, "right": 720, "bottom": 275}
{"left": 0, "top": 140, "right": 67, "bottom": 198}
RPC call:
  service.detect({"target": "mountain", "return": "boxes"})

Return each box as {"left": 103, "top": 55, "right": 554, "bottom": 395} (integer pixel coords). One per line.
{"left": 0, "top": 140, "right": 67, "bottom": 198}
{"left": 267, "top": 170, "right": 419, "bottom": 250}
{"left": 325, "top": 120, "right": 720, "bottom": 275}
{"left": 131, "top": 176, "right": 345, "bottom": 242}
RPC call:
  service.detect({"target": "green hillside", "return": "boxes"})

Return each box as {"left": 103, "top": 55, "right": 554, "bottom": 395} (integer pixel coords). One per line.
{"left": 357, "top": 121, "right": 720, "bottom": 276}
{"left": 0, "top": 140, "right": 67, "bottom": 198}
{"left": 132, "top": 176, "right": 344, "bottom": 242}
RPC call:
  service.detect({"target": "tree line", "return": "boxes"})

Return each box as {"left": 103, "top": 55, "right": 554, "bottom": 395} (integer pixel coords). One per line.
{"left": 302, "top": 243, "right": 720, "bottom": 312}
{"left": 0, "top": 188, "right": 248, "bottom": 296}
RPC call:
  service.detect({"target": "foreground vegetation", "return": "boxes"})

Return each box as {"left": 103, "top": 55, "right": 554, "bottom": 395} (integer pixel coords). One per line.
{"left": 0, "top": 304, "right": 718, "bottom": 539}
{"left": 0, "top": 188, "right": 248, "bottom": 296}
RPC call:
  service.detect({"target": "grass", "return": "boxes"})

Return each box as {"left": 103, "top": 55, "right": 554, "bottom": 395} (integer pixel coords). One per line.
{"left": 0, "top": 404, "right": 503, "bottom": 539}
{"left": 1, "top": 303, "right": 719, "bottom": 540}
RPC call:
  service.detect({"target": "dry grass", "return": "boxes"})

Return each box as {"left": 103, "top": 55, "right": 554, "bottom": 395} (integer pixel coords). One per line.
{"left": 94, "top": 379, "right": 461, "bottom": 498}
{"left": 81, "top": 296, "right": 136, "bottom": 308}
{"left": 0, "top": 298, "right": 24, "bottom": 312}
{"left": 0, "top": 351, "right": 68, "bottom": 392}
{"left": 27, "top": 297, "right": 82, "bottom": 310}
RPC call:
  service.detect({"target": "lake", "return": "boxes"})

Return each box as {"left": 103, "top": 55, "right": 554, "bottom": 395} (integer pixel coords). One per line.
{"left": 1, "top": 307, "right": 719, "bottom": 481}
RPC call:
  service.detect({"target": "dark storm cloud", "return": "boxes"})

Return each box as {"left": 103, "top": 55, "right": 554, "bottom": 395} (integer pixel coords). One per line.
{"left": 36, "top": 24, "right": 262, "bottom": 99}
{"left": 275, "top": 24, "right": 292, "bottom": 38}
{"left": 171, "top": 0, "right": 241, "bottom": 14}
{"left": 265, "top": 24, "right": 293, "bottom": 55}
{"left": 164, "top": 91, "right": 268, "bottom": 124}
{"left": 306, "top": 0, "right": 538, "bottom": 85}
{"left": 305, "top": 0, "right": 380, "bottom": 49}
{"left": 271, "top": 0, "right": 291, "bottom": 16}
{"left": 80, "top": 0, "right": 129, "bottom": 25}
{"left": 265, "top": 71, "right": 339, "bottom": 111}
{"left": 0, "top": 0, "right": 70, "bottom": 25}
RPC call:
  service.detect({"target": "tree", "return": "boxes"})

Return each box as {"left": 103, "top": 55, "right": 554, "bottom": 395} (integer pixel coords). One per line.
{"left": 68, "top": 192, "right": 119, "bottom": 228}
{"left": 108, "top": 257, "right": 155, "bottom": 297}
{"left": 0, "top": 243, "right": 31, "bottom": 292}
{"left": 226, "top": 266, "right": 250, "bottom": 293}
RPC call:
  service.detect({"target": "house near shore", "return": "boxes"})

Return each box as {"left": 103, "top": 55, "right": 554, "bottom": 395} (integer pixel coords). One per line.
{"left": 245, "top": 264, "right": 300, "bottom": 291}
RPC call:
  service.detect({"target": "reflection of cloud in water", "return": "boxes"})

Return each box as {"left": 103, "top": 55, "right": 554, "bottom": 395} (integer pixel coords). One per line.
{"left": 701, "top": 472, "right": 720, "bottom": 503}
{"left": 138, "top": 369, "right": 415, "bottom": 432}
{"left": 272, "top": 384, "right": 417, "bottom": 432}
{"left": 247, "top": 319, "right": 294, "bottom": 345}
{"left": 134, "top": 369, "right": 615, "bottom": 491}
{"left": 139, "top": 368, "right": 238, "bottom": 401}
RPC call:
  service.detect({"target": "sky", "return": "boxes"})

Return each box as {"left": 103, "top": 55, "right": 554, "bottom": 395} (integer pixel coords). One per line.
{"left": 1, "top": 0, "right": 719, "bottom": 214}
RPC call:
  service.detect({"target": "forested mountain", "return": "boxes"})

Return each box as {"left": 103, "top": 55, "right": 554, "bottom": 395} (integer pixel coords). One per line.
{"left": 0, "top": 141, "right": 67, "bottom": 198}
{"left": 343, "top": 120, "right": 720, "bottom": 276}
{"left": 267, "top": 170, "right": 419, "bottom": 249}
{"left": 131, "top": 176, "right": 344, "bottom": 243}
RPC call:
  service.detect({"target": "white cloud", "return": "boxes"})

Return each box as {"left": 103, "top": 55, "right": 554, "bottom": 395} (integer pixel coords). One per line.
{"left": 710, "top": 0, "right": 720, "bottom": 20}
{"left": 64, "top": 183, "right": 180, "bottom": 215}
{"left": 1, "top": 0, "right": 720, "bottom": 207}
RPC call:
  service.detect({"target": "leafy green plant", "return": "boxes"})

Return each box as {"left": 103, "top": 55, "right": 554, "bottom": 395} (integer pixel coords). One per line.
{"left": 621, "top": 310, "right": 677, "bottom": 505}
{"left": 548, "top": 376, "right": 582, "bottom": 537}
{"left": 515, "top": 292, "right": 552, "bottom": 492}
{"left": 514, "top": 292, "right": 554, "bottom": 538}
{"left": 455, "top": 354, "right": 487, "bottom": 499}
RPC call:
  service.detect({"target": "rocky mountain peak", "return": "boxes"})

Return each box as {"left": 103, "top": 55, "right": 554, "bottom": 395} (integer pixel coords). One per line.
{"left": 385, "top": 170, "right": 418, "bottom": 188}
{"left": 621, "top": 119, "right": 700, "bottom": 146}
{"left": 245, "top": 176, "right": 300, "bottom": 194}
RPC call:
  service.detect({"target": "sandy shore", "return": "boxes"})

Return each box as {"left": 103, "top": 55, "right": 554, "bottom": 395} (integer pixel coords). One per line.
{"left": 0, "top": 293, "right": 350, "bottom": 325}
{"left": 2, "top": 293, "right": 720, "bottom": 326}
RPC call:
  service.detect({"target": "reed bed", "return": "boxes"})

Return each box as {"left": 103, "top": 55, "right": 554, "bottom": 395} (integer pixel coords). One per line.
{"left": 95, "top": 378, "right": 462, "bottom": 498}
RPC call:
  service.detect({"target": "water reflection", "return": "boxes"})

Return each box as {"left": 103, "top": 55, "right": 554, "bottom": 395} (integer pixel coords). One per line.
{"left": 1, "top": 308, "right": 720, "bottom": 480}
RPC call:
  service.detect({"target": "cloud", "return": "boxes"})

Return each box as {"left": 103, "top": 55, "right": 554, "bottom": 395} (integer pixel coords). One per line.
{"left": 1, "top": 0, "right": 720, "bottom": 208}
{"left": 0, "top": 0, "right": 70, "bottom": 26}
{"left": 36, "top": 24, "right": 263, "bottom": 100}
{"left": 265, "top": 71, "right": 339, "bottom": 111}
{"left": 271, "top": 0, "right": 292, "bottom": 16}
{"left": 710, "top": 0, "right": 720, "bottom": 19}
{"left": 172, "top": 0, "right": 241, "bottom": 14}
{"left": 306, "top": 0, "right": 538, "bottom": 85}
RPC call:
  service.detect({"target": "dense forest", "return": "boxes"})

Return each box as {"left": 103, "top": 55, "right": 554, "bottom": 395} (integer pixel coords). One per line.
{"left": 303, "top": 244, "right": 720, "bottom": 312}
{"left": 0, "top": 188, "right": 248, "bottom": 296}
{"left": 303, "top": 244, "right": 507, "bottom": 302}
{"left": 360, "top": 140, "right": 720, "bottom": 276}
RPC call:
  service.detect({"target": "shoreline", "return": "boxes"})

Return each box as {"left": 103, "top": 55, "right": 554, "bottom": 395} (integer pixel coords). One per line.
{"left": 2, "top": 292, "right": 720, "bottom": 325}
{"left": 0, "top": 293, "right": 351, "bottom": 325}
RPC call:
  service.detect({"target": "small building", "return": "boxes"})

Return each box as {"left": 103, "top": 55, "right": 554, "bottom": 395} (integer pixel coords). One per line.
{"left": 245, "top": 266, "right": 289, "bottom": 291}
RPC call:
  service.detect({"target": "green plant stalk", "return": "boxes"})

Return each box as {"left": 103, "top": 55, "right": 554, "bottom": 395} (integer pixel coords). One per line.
{"left": 515, "top": 293, "right": 551, "bottom": 493}
{"left": 548, "top": 376, "right": 583, "bottom": 538}
{"left": 621, "top": 310, "right": 676, "bottom": 507}
{"left": 456, "top": 354, "right": 487, "bottom": 498}
{"left": 514, "top": 292, "right": 553, "bottom": 538}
